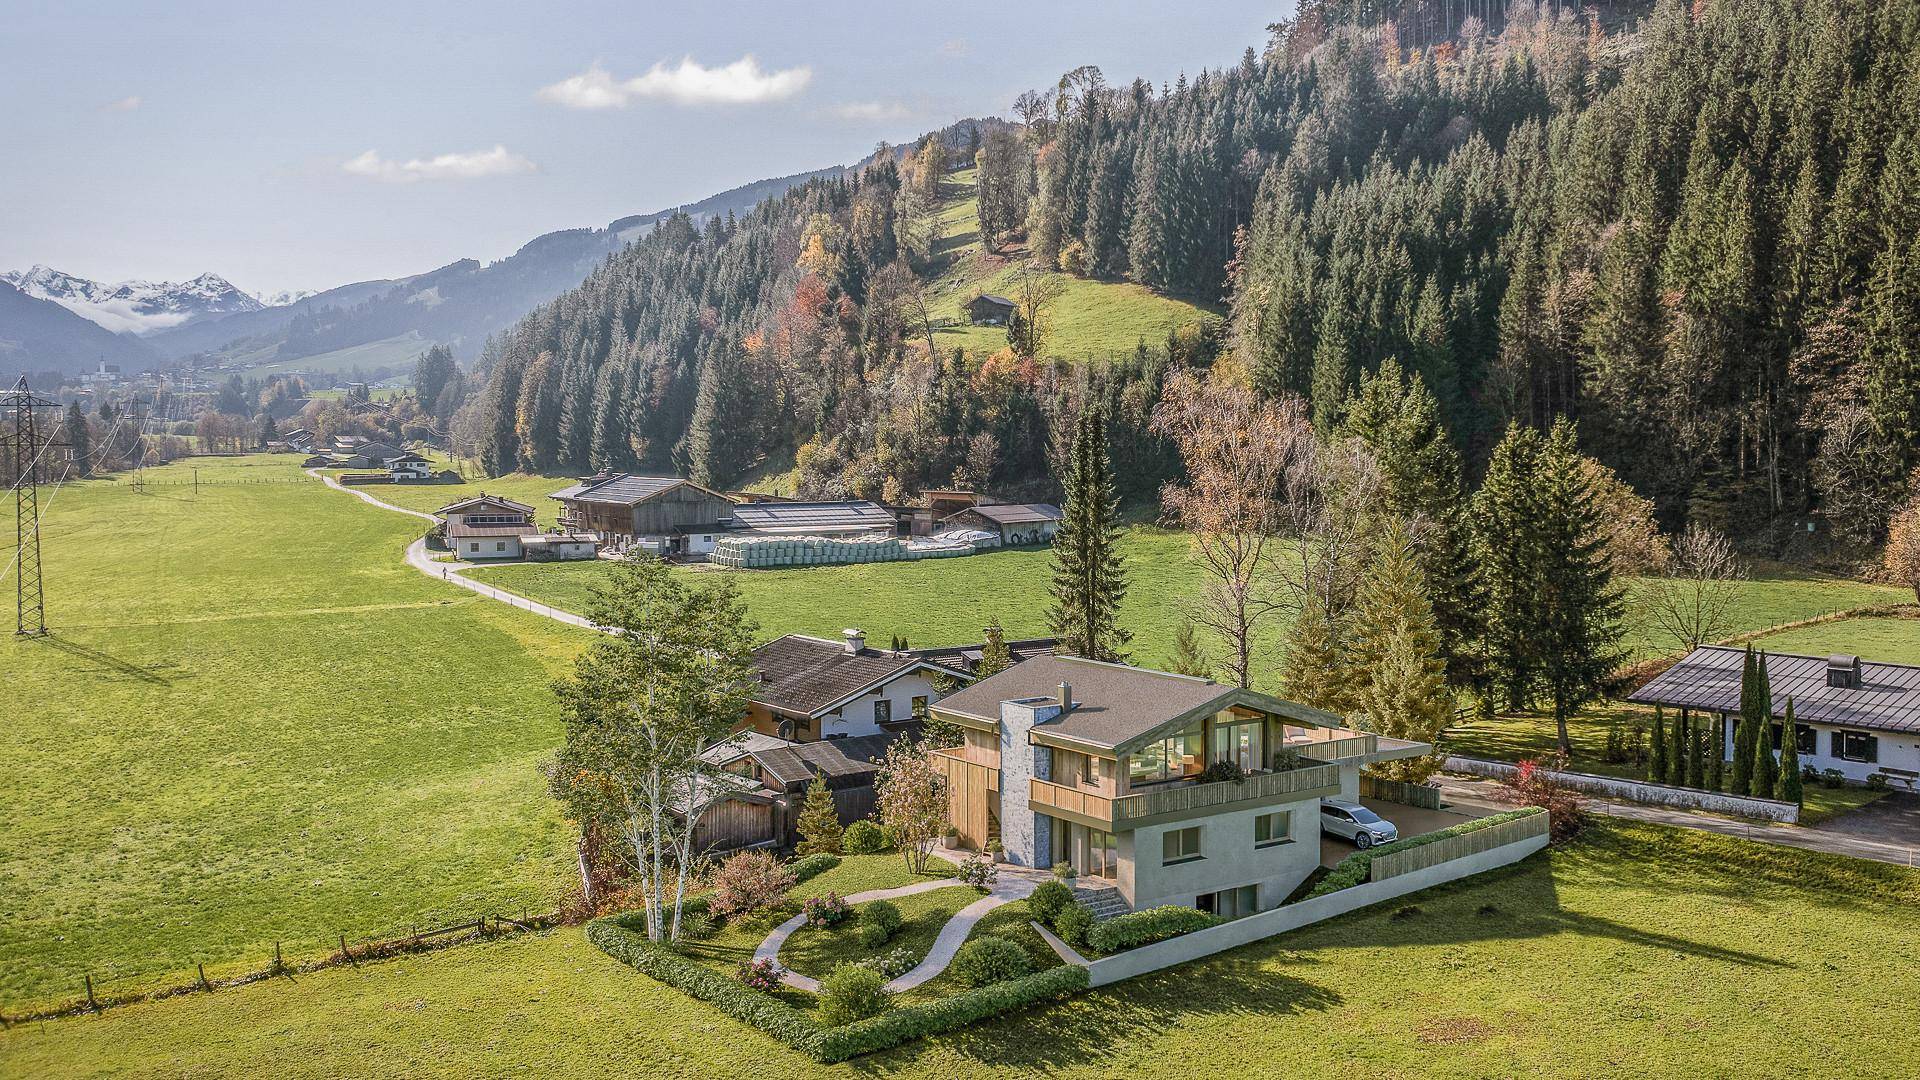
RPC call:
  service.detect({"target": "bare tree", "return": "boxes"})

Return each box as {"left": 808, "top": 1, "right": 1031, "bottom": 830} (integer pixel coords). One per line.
{"left": 1640, "top": 524, "right": 1746, "bottom": 652}
{"left": 1151, "top": 369, "right": 1317, "bottom": 688}
{"left": 1006, "top": 264, "right": 1065, "bottom": 358}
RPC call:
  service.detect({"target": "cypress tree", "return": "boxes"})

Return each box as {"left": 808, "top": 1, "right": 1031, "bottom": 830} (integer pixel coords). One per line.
{"left": 1668, "top": 709, "right": 1688, "bottom": 787}
{"left": 1732, "top": 648, "right": 1757, "bottom": 796}
{"left": 1777, "top": 699, "right": 1804, "bottom": 805}
{"left": 1707, "top": 713, "right": 1726, "bottom": 792}
{"left": 795, "top": 777, "right": 844, "bottom": 856}
{"left": 1046, "top": 409, "right": 1131, "bottom": 662}
{"left": 1650, "top": 707, "right": 1668, "bottom": 785}
{"left": 1751, "top": 652, "right": 1778, "bottom": 798}
{"left": 1686, "top": 712, "right": 1706, "bottom": 790}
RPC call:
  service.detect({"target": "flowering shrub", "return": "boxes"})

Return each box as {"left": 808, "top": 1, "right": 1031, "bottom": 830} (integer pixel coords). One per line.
{"left": 957, "top": 853, "right": 998, "bottom": 891}
{"left": 858, "top": 946, "right": 919, "bottom": 979}
{"left": 708, "top": 850, "right": 796, "bottom": 919}
{"left": 803, "top": 892, "right": 852, "bottom": 928}
{"left": 1496, "top": 756, "right": 1587, "bottom": 842}
{"left": 737, "top": 957, "right": 782, "bottom": 992}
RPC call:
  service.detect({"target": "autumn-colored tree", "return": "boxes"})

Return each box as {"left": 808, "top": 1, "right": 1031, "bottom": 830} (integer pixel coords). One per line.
{"left": 876, "top": 740, "right": 945, "bottom": 876}
{"left": 1887, "top": 484, "right": 1920, "bottom": 603}
{"left": 1151, "top": 370, "right": 1317, "bottom": 687}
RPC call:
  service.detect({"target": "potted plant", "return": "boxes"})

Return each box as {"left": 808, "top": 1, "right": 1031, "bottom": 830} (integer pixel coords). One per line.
{"left": 943, "top": 825, "right": 961, "bottom": 849}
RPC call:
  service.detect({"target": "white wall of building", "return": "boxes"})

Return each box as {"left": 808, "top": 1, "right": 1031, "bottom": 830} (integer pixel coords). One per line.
{"left": 818, "top": 671, "right": 944, "bottom": 739}
{"left": 459, "top": 536, "right": 523, "bottom": 559}
{"left": 1728, "top": 718, "right": 1920, "bottom": 785}
{"left": 1116, "top": 798, "right": 1322, "bottom": 912}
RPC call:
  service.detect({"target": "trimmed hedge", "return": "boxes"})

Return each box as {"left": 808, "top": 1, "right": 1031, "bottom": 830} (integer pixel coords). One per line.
{"left": 1307, "top": 808, "right": 1546, "bottom": 899}
{"left": 1084, "top": 905, "right": 1222, "bottom": 954}
{"left": 789, "top": 853, "right": 842, "bottom": 884}
{"left": 585, "top": 918, "right": 824, "bottom": 1056}
{"left": 588, "top": 917, "right": 1091, "bottom": 1063}
{"left": 815, "top": 965, "right": 1089, "bottom": 1062}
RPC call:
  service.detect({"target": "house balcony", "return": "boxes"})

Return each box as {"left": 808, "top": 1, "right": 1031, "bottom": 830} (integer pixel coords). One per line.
{"left": 1032, "top": 761, "right": 1342, "bottom": 833}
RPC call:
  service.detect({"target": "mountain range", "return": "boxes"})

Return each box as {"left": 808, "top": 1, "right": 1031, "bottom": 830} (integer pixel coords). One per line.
{"left": 2, "top": 159, "right": 860, "bottom": 380}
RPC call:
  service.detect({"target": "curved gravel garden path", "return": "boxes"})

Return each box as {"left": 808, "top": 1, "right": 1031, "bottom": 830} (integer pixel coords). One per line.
{"left": 754, "top": 855, "right": 1050, "bottom": 993}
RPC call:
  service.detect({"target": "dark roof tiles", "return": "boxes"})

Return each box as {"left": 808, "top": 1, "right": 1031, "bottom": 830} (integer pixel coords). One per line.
{"left": 1629, "top": 645, "right": 1920, "bottom": 734}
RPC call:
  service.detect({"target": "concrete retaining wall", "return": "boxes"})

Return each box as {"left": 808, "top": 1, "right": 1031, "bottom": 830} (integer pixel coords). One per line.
{"left": 1445, "top": 755, "right": 1800, "bottom": 824}
{"left": 1083, "top": 830, "right": 1550, "bottom": 987}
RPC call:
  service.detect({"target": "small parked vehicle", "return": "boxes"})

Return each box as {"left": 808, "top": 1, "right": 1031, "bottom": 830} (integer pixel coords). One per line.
{"left": 1320, "top": 798, "right": 1399, "bottom": 849}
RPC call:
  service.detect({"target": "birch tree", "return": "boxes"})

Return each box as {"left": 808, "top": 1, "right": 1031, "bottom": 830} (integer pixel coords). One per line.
{"left": 547, "top": 555, "right": 757, "bottom": 942}
{"left": 1641, "top": 524, "right": 1746, "bottom": 652}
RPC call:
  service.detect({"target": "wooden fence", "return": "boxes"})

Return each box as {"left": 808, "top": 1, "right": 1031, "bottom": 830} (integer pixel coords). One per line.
{"left": 1367, "top": 810, "right": 1551, "bottom": 882}
{"left": 1359, "top": 774, "right": 1443, "bottom": 810}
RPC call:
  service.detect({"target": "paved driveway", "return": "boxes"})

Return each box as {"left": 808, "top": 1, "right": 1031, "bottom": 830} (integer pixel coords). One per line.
{"left": 1811, "top": 792, "right": 1920, "bottom": 847}
{"left": 1318, "top": 797, "right": 1488, "bottom": 868}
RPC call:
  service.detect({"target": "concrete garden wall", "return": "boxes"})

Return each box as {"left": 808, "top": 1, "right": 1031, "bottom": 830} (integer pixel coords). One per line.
{"left": 1082, "top": 830, "right": 1550, "bottom": 987}
{"left": 1445, "top": 755, "right": 1800, "bottom": 824}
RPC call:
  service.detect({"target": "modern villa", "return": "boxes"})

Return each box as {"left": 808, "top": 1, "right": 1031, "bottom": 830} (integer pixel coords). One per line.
{"left": 928, "top": 655, "right": 1432, "bottom": 917}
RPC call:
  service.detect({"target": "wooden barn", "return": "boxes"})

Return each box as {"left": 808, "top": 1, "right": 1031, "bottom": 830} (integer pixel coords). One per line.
{"left": 968, "top": 294, "right": 1017, "bottom": 325}
{"left": 549, "top": 472, "right": 737, "bottom": 557}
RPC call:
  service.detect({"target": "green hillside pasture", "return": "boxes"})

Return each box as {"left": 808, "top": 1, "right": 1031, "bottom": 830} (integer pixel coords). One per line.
{"left": 0, "top": 455, "right": 586, "bottom": 1009}
{"left": 1748, "top": 611, "right": 1920, "bottom": 665}
{"left": 337, "top": 452, "right": 581, "bottom": 528}
{"left": 217, "top": 332, "right": 433, "bottom": 379}
{"left": 4, "top": 821, "right": 1915, "bottom": 1078}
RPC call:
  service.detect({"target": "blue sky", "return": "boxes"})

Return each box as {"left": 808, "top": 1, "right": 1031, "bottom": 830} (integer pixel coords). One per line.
{"left": 1, "top": 1, "right": 1288, "bottom": 296}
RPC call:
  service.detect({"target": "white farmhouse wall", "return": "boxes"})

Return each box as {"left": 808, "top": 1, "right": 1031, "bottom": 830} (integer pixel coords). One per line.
{"left": 818, "top": 672, "right": 944, "bottom": 740}
{"left": 460, "top": 536, "right": 523, "bottom": 560}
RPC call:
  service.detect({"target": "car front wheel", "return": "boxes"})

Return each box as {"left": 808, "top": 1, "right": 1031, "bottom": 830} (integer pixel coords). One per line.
{"left": 1355, "top": 833, "right": 1372, "bottom": 850}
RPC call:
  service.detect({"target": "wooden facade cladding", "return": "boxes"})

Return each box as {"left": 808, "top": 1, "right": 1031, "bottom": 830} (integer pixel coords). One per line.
{"left": 694, "top": 797, "right": 777, "bottom": 852}
{"left": 556, "top": 484, "right": 736, "bottom": 535}
{"left": 1297, "top": 733, "right": 1377, "bottom": 762}
{"left": 931, "top": 748, "right": 998, "bottom": 850}
{"left": 1029, "top": 778, "right": 1116, "bottom": 829}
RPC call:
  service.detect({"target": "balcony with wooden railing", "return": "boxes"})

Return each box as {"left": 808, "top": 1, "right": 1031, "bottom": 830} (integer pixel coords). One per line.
{"left": 1031, "top": 762, "right": 1343, "bottom": 831}
{"left": 1290, "top": 731, "right": 1378, "bottom": 763}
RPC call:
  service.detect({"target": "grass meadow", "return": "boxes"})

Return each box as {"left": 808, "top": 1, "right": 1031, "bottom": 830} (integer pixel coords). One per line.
{"left": 5, "top": 821, "right": 1916, "bottom": 1078}
{"left": 0, "top": 455, "right": 589, "bottom": 1010}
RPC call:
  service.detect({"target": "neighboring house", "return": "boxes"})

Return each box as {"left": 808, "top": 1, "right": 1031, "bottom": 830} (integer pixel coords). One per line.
{"left": 385, "top": 452, "right": 433, "bottom": 481}
{"left": 1630, "top": 647, "right": 1920, "bottom": 788}
{"left": 677, "top": 771, "right": 781, "bottom": 853}
{"left": 939, "top": 503, "right": 1064, "bottom": 546}
{"left": 436, "top": 494, "right": 537, "bottom": 560}
{"left": 968, "top": 294, "right": 1016, "bottom": 325}
{"left": 729, "top": 500, "right": 896, "bottom": 538}
{"left": 929, "top": 654, "right": 1432, "bottom": 916}
{"left": 336, "top": 441, "right": 404, "bottom": 469}
{"left": 742, "top": 629, "right": 968, "bottom": 742}
{"left": 549, "top": 472, "right": 737, "bottom": 557}
{"left": 911, "top": 637, "right": 1059, "bottom": 678}
{"left": 702, "top": 731, "right": 898, "bottom": 848}
{"left": 281, "top": 427, "right": 315, "bottom": 450}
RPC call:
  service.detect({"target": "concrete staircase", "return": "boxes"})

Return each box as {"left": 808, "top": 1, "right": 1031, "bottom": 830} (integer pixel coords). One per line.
{"left": 1072, "top": 881, "right": 1131, "bottom": 921}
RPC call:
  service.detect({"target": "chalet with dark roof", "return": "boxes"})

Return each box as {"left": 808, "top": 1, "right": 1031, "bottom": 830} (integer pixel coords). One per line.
{"left": 744, "top": 629, "right": 968, "bottom": 741}
{"left": 939, "top": 502, "right": 1064, "bottom": 546}
{"left": 968, "top": 293, "right": 1016, "bottom": 325}
{"left": 1630, "top": 646, "right": 1920, "bottom": 788}
{"left": 435, "top": 494, "right": 538, "bottom": 559}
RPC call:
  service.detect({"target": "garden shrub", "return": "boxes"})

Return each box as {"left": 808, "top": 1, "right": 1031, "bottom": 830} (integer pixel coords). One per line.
{"left": 789, "top": 852, "right": 842, "bottom": 884}
{"left": 1084, "top": 906, "right": 1221, "bottom": 954}
{"left": 1867, "top": 772, "right": 1890, "bottom": 792}
{"left": 856, "top": 922, "right": 888, "bottom": 949}
{"left": 1027, "top": 880, "right": 1074, "bottom": 924}
{"left": 814, "top": 966, "right": 1089, "bottom": 1062}
{"left": 949, "top": 935, "right": 1031, "bottom": 987}
{"left": 804, "top": 892, "right": 852, "bottom": 928}
{"left": 957, "top": 853, "right": 998, "bottom": 891}
{"left": 1051, "top": 902, "right": 1093, "bottom": 947}
{"left": 1197, "top": 759, "right": 1246, "bottom": 784}
{"left": 677, "top": 909, "right": 718, "bottom": 941}
{"left": 1308, "top": 808, "right": 1547, "bottom": 899}
{"left": 861, "top": 898, "right": 902, "bottom": 938}
{"left": 843, "top": 820, "right": 887, "bottom": 854}
{"left": 737, "top": 957, "right": 781, "bottom": 991}
{"left": 708, "top": 851, "right": 796, "bottom": 919}
{"left": 1820, "top": 768, "right": 1845, "bottom": 789}
{"left": 817, "top": 964, "right": 892, "bottom": 1026}
{"left": 1497, "top": 758, "right": 1586, "bottom": 841}
{"left": 857, "top": 946, "right": 918, "bottom": 979}
{"left": 1050, "top": 861, "right": 1077, "bottom": 881}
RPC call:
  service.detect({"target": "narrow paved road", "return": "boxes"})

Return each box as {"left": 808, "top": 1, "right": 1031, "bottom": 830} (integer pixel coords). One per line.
{"left": 1437, "top": 772, "right": 1920, "bottom": 868}
{"left": 307, "top": 468, "right": 598, "bottom": 632}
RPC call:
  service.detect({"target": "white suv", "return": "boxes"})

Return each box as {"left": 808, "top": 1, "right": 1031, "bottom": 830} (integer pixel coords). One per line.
{"left": 1320, "top": 798, "right": 1400, "bottom": 849}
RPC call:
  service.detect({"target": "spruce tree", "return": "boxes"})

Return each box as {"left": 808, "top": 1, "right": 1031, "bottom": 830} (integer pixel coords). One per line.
{"left": 1533, "top": 421, "right": 1628, "bottom": 755}
{"left": 1348, "top": 522, "right": 1453, "bottom": 782}
{"left": 794, "top": 776, "right": 844, "bottom": 856}
{"left": 1168, "top": 622, "right": 1211, "bottom": 678}
{"left": 1046, "top": 409, "right": 1131, "bottom": 662}
{"left": 64, "top": 402, "right": 91, "bottom": 476}
{"left": 1777, "top": 699, "right": 1804, "bottom": 805}
{"left": 1471, "top": 423, "right": 1547, "bottom": 712}
{"left": 1650, "top": 706, "right": 1668, "bottom": 785}
{"left": 1278, "top": 590, "right": 1357, "bottom": 716}
{"left": 977, "top": 618, "right": 1012, "bottom": 678}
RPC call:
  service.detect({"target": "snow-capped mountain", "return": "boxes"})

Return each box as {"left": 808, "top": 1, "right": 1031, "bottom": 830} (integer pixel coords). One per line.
{"left": 253, "top": 288, "right": 316, "bottom": 308}
{"left": 1, "top": 265, "right": 264, "bottom": 336}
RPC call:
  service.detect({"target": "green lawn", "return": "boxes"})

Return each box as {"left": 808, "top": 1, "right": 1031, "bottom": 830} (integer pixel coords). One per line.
{"left": 213, "top": 331, "right": 434, "bottom": 379}
{"left": 1746, "top": 611, "right": 1920, "bottom": 665}
{"left": 779, "top": 885, "right": 981, "bottom": 982}
{"left": 333, "top": 451, "right": 580, "bottom": 528}
{"left": 923, "top": 168, "right": 1218, "bottom": 362}
{"left": 7, "top": 821, "right": 1917, "bottom": 1078}
{"left": 0, "top": 455, "right": 590, "bottom": 1011}
{"left": 1623, "top": 565, "right": 1908, "bottom": 660}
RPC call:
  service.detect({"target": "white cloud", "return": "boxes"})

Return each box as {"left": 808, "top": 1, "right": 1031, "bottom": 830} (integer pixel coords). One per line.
{"left": 103, "top": 95, "right": 141, "bottom": 111}
{"left": 537, "top": 56, "right": 811, "bottom": 108}
{"left": 938, "top": 39, "right": 970, "bottom": 58}
{"left": 832, "top": 101, "right": 911, "bottom": 123}
{"left": 341, "top": 144, "right": 537, "bottom": 184}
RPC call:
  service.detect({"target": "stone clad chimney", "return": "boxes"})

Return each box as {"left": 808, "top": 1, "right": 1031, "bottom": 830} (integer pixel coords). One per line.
{"left": 842, "top": 628, "right": 866, "bottom": 654}
{"left": 997, "top": 694, "right": 1064, "bottom": 868}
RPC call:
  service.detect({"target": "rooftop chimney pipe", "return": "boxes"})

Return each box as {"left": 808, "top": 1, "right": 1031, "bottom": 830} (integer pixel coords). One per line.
{"left": 843, "top": 628, "right": 865, "bottom": 655}
{"left": 1058, "top": 682, "right": 1073, "bottom": 711}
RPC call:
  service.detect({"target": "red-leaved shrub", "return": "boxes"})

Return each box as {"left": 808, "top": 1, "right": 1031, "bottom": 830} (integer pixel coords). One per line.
{"left": 1497, "top": 755, "right": 1588, "bottom": 843}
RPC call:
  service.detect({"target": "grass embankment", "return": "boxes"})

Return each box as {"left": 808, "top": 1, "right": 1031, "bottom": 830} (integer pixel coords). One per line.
{"left": 7, "top": 820, "right": 1916, "bottom": 1077}
{"left": 922, "top": 167, "right": 1218, "bottom": 362}
{"left": 0, "top": 455, "right": 589, "bottom": 1010}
